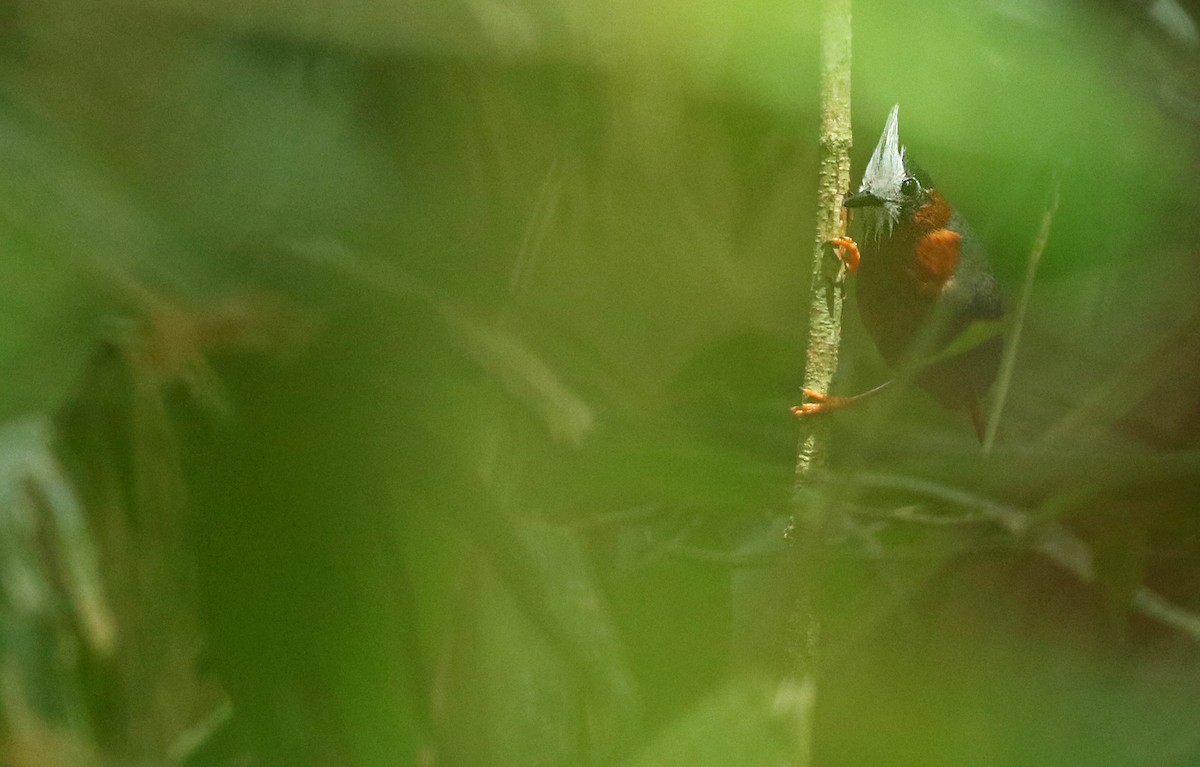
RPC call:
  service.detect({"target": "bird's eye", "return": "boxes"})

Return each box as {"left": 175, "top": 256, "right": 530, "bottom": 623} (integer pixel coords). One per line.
{"left": 900, "top": 176, "right": 921, "bottom": 196}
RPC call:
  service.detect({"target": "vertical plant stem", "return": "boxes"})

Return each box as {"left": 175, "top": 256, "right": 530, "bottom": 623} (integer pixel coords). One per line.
{"left": 795, "top": 0, "right": 853, "bottom": 481}
{"left": 786, "top": 2, "right": 851, "bottom": 765}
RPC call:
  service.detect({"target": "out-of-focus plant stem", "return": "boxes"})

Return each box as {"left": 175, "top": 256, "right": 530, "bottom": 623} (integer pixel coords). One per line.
{"left": 786, "top": 0, "right": 851, "bottom": 764}
{"left": 983, "top": 167, "right": 1064, "bottom": 453}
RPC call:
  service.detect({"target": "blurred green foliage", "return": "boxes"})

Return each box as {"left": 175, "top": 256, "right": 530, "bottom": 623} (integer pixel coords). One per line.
{"left": 0, "top": 1, "right": 1198, "bottom": 766}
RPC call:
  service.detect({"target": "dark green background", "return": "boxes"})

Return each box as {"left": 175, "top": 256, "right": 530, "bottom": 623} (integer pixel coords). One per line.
{"left": 1, "top": 1, "right": 1199, "bottom": 765}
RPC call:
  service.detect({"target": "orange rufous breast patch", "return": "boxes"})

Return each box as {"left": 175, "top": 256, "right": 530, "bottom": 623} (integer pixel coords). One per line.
{"left": 915, "top": 227, "right": 961, "bottom": 287}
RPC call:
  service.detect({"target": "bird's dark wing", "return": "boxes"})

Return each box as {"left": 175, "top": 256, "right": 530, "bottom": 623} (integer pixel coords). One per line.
{"left": 915, "top": 213, "right": 1005, "bottom": 410}
{"left": 937, "top": 211, "right": 1004, "bottom": 338}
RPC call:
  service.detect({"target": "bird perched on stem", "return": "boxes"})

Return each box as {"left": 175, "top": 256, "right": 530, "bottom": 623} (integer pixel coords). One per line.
{"left": 793, "top": 104, "right": 1004, "bottom": 439}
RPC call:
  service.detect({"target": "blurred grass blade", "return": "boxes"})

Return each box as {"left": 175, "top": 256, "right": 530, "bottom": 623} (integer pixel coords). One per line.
{"left": 0, "top": 416, "right": 114, "bottom": 657}
{"left": 983, "top": 166, "right": 1064, "bottom": 453}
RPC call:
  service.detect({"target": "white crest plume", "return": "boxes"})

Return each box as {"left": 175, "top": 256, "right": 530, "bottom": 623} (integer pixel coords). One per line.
{"left": 857, "top": 104, "right": 906, "bottom": 240}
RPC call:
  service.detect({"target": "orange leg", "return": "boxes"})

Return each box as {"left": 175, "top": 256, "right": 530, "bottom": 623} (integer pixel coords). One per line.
{"left": 827, "top": 236, "right": 860, "bottom": 273}
{"left": 790, "top": 380, "right": 893, "bottom": 418}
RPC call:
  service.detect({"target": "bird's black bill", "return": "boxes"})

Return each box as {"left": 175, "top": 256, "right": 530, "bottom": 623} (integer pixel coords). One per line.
{"left": 844, "top": 191, "right": 885, "bottom": 208}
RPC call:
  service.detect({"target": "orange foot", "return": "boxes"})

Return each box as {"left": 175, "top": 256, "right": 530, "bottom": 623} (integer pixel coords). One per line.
{"left": 790, "top": 388, "right": 856, "bottom": 417}
{"left": 790, "top": 380, "right": 894, "bottom": 418}
{"left": 827, "top": 236, "right": 860, "bottom": 273}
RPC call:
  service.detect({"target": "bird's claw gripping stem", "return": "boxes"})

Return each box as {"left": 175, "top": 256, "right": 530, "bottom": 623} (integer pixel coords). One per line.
{"left": 791, "top": 381, "right": 894, "bottom": 418}
{"left": 790, "top": 388, "right": 854, "bottom": 417}
{"left": 826, "top": 236, "right": 860, "bottom": 273}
